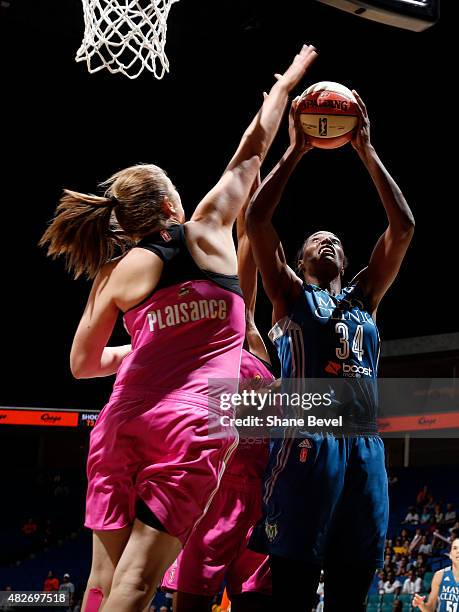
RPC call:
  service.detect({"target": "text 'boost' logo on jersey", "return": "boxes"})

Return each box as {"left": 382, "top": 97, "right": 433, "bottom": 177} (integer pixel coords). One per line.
{"left": 324, "top": 360, "right": 372, "bottom": 377}
{"left": 342, "top": 363, "right": 372, "bottom": 377}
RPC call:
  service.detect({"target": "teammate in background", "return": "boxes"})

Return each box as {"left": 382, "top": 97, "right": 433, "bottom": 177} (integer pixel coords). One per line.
{"left": 413, "top": 538, "right": 459, "bottom": 611}
{"left": 246, "top": 93, "right": 414, "bottom": 611}
{"left": 39, "top": 45, "right": 317, "bottom": 612}
{"left": 162, "top": 175, "right": 274, "bottom": 612}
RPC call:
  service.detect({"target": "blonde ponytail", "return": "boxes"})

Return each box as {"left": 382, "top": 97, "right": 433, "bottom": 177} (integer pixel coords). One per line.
{"left": 39, "top": 190, "right": 132, "bottom": 279}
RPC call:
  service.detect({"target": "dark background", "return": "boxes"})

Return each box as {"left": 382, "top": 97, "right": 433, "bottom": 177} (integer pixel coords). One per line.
{"left": 0, "top": 0, "right": 450, "bottom": 411}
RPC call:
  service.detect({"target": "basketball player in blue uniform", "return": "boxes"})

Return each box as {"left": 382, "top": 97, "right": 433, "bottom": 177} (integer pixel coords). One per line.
{"left": 413, "top": 538, "right": 459, "bottom": 611}
{"left": 246, "top": 93, "right": 415, "bottom": 611}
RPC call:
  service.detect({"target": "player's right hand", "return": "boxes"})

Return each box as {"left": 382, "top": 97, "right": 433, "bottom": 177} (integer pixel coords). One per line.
{"left": 412, "top": 594, "right": 426, "bottom": 610}
{"left": 276, "top": 44, "right": 318, "bottom": 92}
{"left": 288, "top": 97, "right": 313, "bottom": 154}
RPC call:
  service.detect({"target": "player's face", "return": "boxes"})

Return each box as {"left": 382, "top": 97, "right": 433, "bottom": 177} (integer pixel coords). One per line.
{"left": 302, "top": 231, "right": 345, "bottom": 277}
{"left": 451, "top": 539, "right": 459, "bottom": 564}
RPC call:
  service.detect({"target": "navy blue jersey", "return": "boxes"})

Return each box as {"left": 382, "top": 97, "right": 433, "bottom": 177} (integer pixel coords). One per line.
{"left": 438, "top": 567, "right": 459, "bottom": 611}
{"left": 269, "top": 282, "right": 380, "bottom": 434}
{"left": 249, "top": 284, "right": 388, "bottom": 564}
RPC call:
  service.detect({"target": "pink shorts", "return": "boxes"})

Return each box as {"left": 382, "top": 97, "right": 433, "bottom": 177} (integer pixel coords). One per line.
{"left": 161, "top": 473, "right": 271, "bottom": 597}
{"left": 85, "top": 388, "right": 238, "bottom": 544}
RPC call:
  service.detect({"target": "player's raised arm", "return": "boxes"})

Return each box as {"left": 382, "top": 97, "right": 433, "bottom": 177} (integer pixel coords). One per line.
{"left": 191, "top": 45, "right": 318, "bottom": 230}
{"left": 246, "top": 98, "right": 312, "bottom": 321}
{"left": 236, "top": 171, "right": 270, "bottom": 363}
{"left": 350, "top": 91, "right": 415, "bottom": 315}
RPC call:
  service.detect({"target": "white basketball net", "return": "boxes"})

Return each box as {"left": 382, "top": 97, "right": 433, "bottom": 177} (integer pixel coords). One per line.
{"left": 75, "top": 0, "right": 180, "bottom": 79}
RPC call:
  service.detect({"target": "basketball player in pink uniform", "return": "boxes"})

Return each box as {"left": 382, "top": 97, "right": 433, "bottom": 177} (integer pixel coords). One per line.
{"left": 161, "top": 179, "right": 274, "bottom": 611}
{"left": 39, "top": 45, "right": 317, "bottom": 612}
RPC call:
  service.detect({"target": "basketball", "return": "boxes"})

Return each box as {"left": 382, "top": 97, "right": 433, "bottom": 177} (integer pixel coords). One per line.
{"left": 297, "top": 81, "right": 359, "bottom": 149}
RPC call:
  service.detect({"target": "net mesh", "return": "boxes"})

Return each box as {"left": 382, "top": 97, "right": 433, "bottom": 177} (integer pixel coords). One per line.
{"left": 75, "top": 0, "right": 180, "bottom": 79}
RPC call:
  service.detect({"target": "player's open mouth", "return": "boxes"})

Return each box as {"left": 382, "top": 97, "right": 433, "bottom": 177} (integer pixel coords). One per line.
{"left": 319, "top": 247, "right": 335, "bottom": 256}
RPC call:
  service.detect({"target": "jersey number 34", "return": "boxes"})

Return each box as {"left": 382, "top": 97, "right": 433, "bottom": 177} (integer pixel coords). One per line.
{"left": 335, "top": 323, "right": 364, "bottom": 361}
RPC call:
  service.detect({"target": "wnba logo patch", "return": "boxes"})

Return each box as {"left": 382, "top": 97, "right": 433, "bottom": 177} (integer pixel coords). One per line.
{"left": 265, "top": 521, "right": 278, "bottom": 542}
{"left": 319, "top": 117, "right": 328, "bottom": 136}
{"left": 160, "top": 230, "right": 172, "bottom": 242}
{"left": 298, "top": 439, "right": 312, "bottom": 463}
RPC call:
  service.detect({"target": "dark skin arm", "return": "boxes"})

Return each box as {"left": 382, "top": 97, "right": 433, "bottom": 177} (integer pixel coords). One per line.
{"left": 350, "top": 91, "right": 415, "bottom": 316}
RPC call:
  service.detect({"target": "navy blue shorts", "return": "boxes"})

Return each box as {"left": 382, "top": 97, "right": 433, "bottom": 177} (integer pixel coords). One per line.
{"left": 249, "top": 434, "right": 388, "bottom": 567}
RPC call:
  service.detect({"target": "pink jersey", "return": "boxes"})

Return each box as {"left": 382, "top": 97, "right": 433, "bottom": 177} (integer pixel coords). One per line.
{"left": 224, "top": 349, "right": 274, "bottom": 480}
{"left": 113, "top": 279, "right": 245, "bottom": 398}
{"left": 86, "top": 277, "right": 245, "bottom": 540}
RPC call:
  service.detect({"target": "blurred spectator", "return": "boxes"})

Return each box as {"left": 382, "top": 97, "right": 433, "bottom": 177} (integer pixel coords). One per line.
{"left": 418, "top": 535, "right": 433, "bottom": 556}
{"left": 392, "top": 601, "right": 403, "bottom": 611}
{"left": 402, "top": 569, "right": 423, "bottom": 594}
{"left": 0, "top": 586, "right": 14, "bottom": 612}
{"left": 449, "top": 521, "right": 459, "bottom": 536}
{"left": 412, "top": 554, "right": 429, "bottom": 577}
{"left": 378, "top": 570, "right": 387, "bottom": 594}
{"left": 444, "top": 503, "right": 457, "bottom": 526}
{"left": 43, "top": 570, "right": 59, "bottom": 592}
{"left": 434, "top": 504, "right": 444, "bottom": 524}
{"left": 400, "top": 529, "right": 409, "bottom": 541}
{"left": 384, "top": 571, "right": 401, "bottom": 594}
{"left": 393, "top": 537, "right": 406, "bottom": 555}
{"left": 59, "top": 573, "right": 75, "bottom": 607}
{"left": 316, "top": 571, "right": 324, "bottom": 612}
{"left": 409, "top": 528, "right": 423, "bottom": 553}
{"left": 21, "top": 518, "right": 38, "bottom": 536}
{"left": 420, "top": 506, "right": 432, "bottom": 524}
{"left": 426, "top": 516, "right": 439, "bottom": 536}
{"left": 384, "top": 554, "right": 393, "bottom": 572}
{"left": 416, "top": 485, "right": 431, "bottom": 507}
{"left": 164, "top": 592, "right": 173, "bottom": 610}
{"left": 159, "top": 607, "right": 168, "bottom": 612}
{"left": 396, "top": 558, "right": 408, "bottom": 577}
{"left": 403, "top": 506, "right": 419, "bottom": 525}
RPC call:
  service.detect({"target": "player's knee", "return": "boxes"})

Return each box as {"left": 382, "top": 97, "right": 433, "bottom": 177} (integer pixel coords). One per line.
{"left": 111, "top": 570, "right": 152, "bottom": 605}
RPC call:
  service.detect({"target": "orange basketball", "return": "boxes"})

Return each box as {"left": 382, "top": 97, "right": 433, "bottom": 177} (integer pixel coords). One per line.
{"left": 297, "top": 82, "right": 358, "bottom": 149}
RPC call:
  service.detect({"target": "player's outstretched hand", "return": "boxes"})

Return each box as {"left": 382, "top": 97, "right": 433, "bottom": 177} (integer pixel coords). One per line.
{"left": 351, "top": 89, "right": 372, "bottom": 155}
{"left": 275, "top": 44, "right": 318, "bottom": 93}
